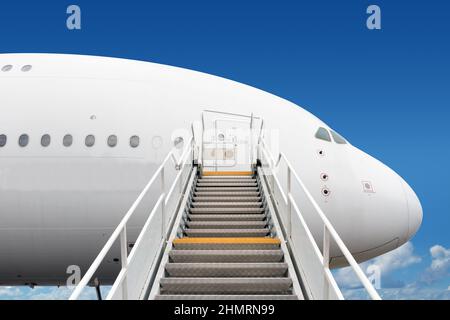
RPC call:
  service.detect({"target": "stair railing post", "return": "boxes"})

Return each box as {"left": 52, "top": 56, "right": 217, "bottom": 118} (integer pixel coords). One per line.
{"left": 323, "top": 225, "right": 331, "bottom": 299}
{"left": 287, "top": 166, "right": 292, "bottom": 239}
{"left": 119, "top": 228, "right": 128, "bottom": 299}
{"left": 250, "top": 113, "right": 254, "bottom": 167}
{"left": 161, "top": 167, "right": 166, "bottom": 240}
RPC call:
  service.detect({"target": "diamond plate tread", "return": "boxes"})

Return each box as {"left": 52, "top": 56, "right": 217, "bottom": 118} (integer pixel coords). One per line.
{"left": 169, "top": 250, "right": 284, "bottom": 263}
{"left": 199, "top": 178, "right": 255, "bottom": 182}
{"left": 155, "top": 294, "right": 298, "bottom": 300}
{"left": 197, "top": 179, "right": 256, "bottom": 183}
{"left": 193, "top": 197, "right": 261, "bottom": 202}
{"left": 196, "top": 187, "right": 259, "bottom": 192}
{"left": 194, "top": 191, "right": 260, "bottom": 197}
{"left": 191, "top": 202, "right": 262, "bottom": 208}
{"left": 159, "top": 278, "right": 293, "bottom": 295}
{"left": 188, "top": 214, "right": 266, "bottom": 221}
{"left": 184, "top": 229, "right": 270, "bottom": 237}
{"left": 190, "top": 208, "right": 265, "bottom": 214}
{"left": 202, "top": 171, "right": 253, "bottom": 177}
{"left": 172, "top": 242, "right": 280, "bottom": 250}
{"left": 197, "top": 182, "right": 258, "bottom": 187}
{"left": 201, "top": 174, "right": 253, "bottom": 177}
{"left": 186, "top": 221, "right": 267, "bottom": 229}
{"left": 173, "top": 237, "right": 280, "bottom": 245}
{"left": 198, "top": 179, "right": 257, "bottom": 183}
{"left": 165, "top": 263, "right": 288, "bottom": 278}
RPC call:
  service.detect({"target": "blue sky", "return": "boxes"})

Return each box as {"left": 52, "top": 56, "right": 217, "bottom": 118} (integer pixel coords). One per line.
{"left": 0, "top": 0, "right": 449, "bottom": 299}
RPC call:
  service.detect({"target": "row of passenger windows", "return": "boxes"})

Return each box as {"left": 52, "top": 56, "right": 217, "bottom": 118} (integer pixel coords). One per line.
{"left": 315, "top": 127, "right": 347, "bottom": 144}
{"left": 0, "top": 134, "right": 141, "bottom": 148}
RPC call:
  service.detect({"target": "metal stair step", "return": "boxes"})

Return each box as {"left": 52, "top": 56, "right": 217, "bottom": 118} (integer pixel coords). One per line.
{"left": 196, "top": 187, "right": 259, "bottom": 192}
{"left": 184, "top": 228, "right": 270, "bottom": 237}
{"left": 172, "top": 237, "right": 280, "bottom": 250}
{"left": 190, "top": 208, "right": 265, "bottom": 214}
{"left": 186, "top": 221, "right": 267, "bottom": 229}
{"left": 188, "top": 214, "right": 266, "bottom": 221}
{"left": 155, "top": 294, "right": 298, "bottom": 300}
{"left": 193, "top": 196, "right": 261, "bottom": 202}
{"left": 191, "top": 202, "right": 262, "bottom": 208}
{"left": 159, "top": 278, "right": 293, "bottom": 295}
{"left": 172, "top": 242, "right": 279, "bottom": 250}
{"left": 194, "top": 191, "right": 260, "bottom": 197}
{"left": 169, "top": 249, "right": 284, "bottom": 263}
{"left": 200, "top": 175, "right": 254, "bottom": 179}
{"left": 165, "top": 263, "right": 289, "bottom": 277}
{"left": 197, "top": 179, "right": 256, "bottom": 183}
{"left": 196, "top": 182, "right": 258, "bottom": 187}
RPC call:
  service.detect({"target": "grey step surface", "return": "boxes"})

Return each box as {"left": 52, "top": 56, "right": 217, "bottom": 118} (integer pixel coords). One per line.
{"left": 188, "top": 214, "right": 266, "bottom": 221}
{"left": 165, "top": 263, "right": 288, "bottom": 277}
{"left": 194, "top": 191, "right": 260, "bottom": 197}
{"left": 197, "top": 182, "right": 258, "bottom": 187}
{"left": 186, "top": 221, "right": 267, "bottom": 229}
{"left": 190, "top": 208, "right": 265, "bottom": 214}
{"left": 155, "top": 294, "right": 298, "bottom": 300}
{"left": 172, "top": 242, "right": 280, "bottom": 250}
{"left": 196, "top": 187, "right": 259, "bottom": 192}
{"left": 197, "top": 179, "right": 256, "bottom": 183}
{"left": 191, "top": 202, "right": 263, "bottom": 208}
{"left": 184, "top": 228, "right": 270, "bottom": 237}
{"left": 159, "top": 278, "right": 293, "bottom": 295}
{"left": 169, "top": 250, "right": 284, "bottom": 263}
{"left": 199, "top": 176, "right": 254, "bottom": 180}
{"left": 193, "top": 196, "right": 261, "bottom": 202}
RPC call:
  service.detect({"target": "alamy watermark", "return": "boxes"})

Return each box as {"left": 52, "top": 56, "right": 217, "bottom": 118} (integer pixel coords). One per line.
{"left": 367, "top": 5, "right": 381, "bottom": 30}
{"left": 64, "top": 5, "right": 380, "bottom": 31}
{"left": 66, "top": 264, "right": 81, "bottom": 288}
{"left": 366, "top": 264, "right": 382, "bottom": 289}
{"left": 66, "top": 5, "right": 81, "bottom": 30}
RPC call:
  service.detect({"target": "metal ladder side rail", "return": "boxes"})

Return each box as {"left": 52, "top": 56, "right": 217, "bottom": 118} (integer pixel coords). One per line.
{"left": 148, "top": 167, "right": 199, "bottom": 300}
{"left": 257, "top": 137, "right": 381, "bottom": 300}
{"left": 177, "top": 174, "right": 200, "bottom": 238}
{"left": 254, "top": 173, "right": 276, "bottom": 237}
{"left": 256, "top": 167, "right": 304, "bottom": 300}
{"left": 69, "top": 136, "right": 195, "bottom": 300}
{"left": 140, "top": 167, "right": 199, "bottom": 300}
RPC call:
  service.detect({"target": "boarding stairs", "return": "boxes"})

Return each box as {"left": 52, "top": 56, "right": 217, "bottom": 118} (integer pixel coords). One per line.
{"left": 154, "top": 171, "right": 299, "bottom": 299}
{"left": 69, "top": 110, "right": 381, "bottom": 300}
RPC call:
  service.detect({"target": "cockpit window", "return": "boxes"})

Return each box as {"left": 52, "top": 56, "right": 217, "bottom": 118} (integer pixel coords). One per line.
{"left": 330, "top": 130, "right": 347, "bottom": 144}
{"left": 315, "top": 127, "right": 331, "bottom": 142}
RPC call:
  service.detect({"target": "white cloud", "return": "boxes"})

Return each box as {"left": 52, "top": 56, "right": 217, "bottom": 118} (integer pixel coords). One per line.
{"left": 0, "top": 286, "right": 22, "bottom": 299}
{"left": 334, "top": 241, "right": 421, "bottom": 289}
{"left": 343, "top": 286, "right": 450, "bottom": 300}
{"left": 0, "top": 286, "right": 108, "bottom": 300}
{"left": 369, "top": 242, "right": 421, "bottom": 274}
{"left": 421, "top": 245, "right": 450, "bottom": 284}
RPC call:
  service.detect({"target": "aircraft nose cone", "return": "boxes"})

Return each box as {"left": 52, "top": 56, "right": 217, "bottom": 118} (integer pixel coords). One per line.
{"left": 401, "top": 179, "right": 423, "bottom": 239}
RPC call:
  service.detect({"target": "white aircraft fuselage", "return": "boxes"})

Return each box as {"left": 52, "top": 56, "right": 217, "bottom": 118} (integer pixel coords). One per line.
{"left": 0, "top": 54, "right": 422, "bottom": 286}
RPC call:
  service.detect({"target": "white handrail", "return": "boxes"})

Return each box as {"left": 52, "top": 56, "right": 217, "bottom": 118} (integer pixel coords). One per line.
{"left": 69, "top": 137, "right": 194, "bottom": 300}
{"left": 258, "top": 138, "right": 381, "bottom": 300}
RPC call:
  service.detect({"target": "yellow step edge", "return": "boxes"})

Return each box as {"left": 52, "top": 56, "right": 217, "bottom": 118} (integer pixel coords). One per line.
{"left": 202, "top": 171, "right": 253, "bottom": 176}
{"left": 173, "top": 237, "right": 281, "bottom": 245}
